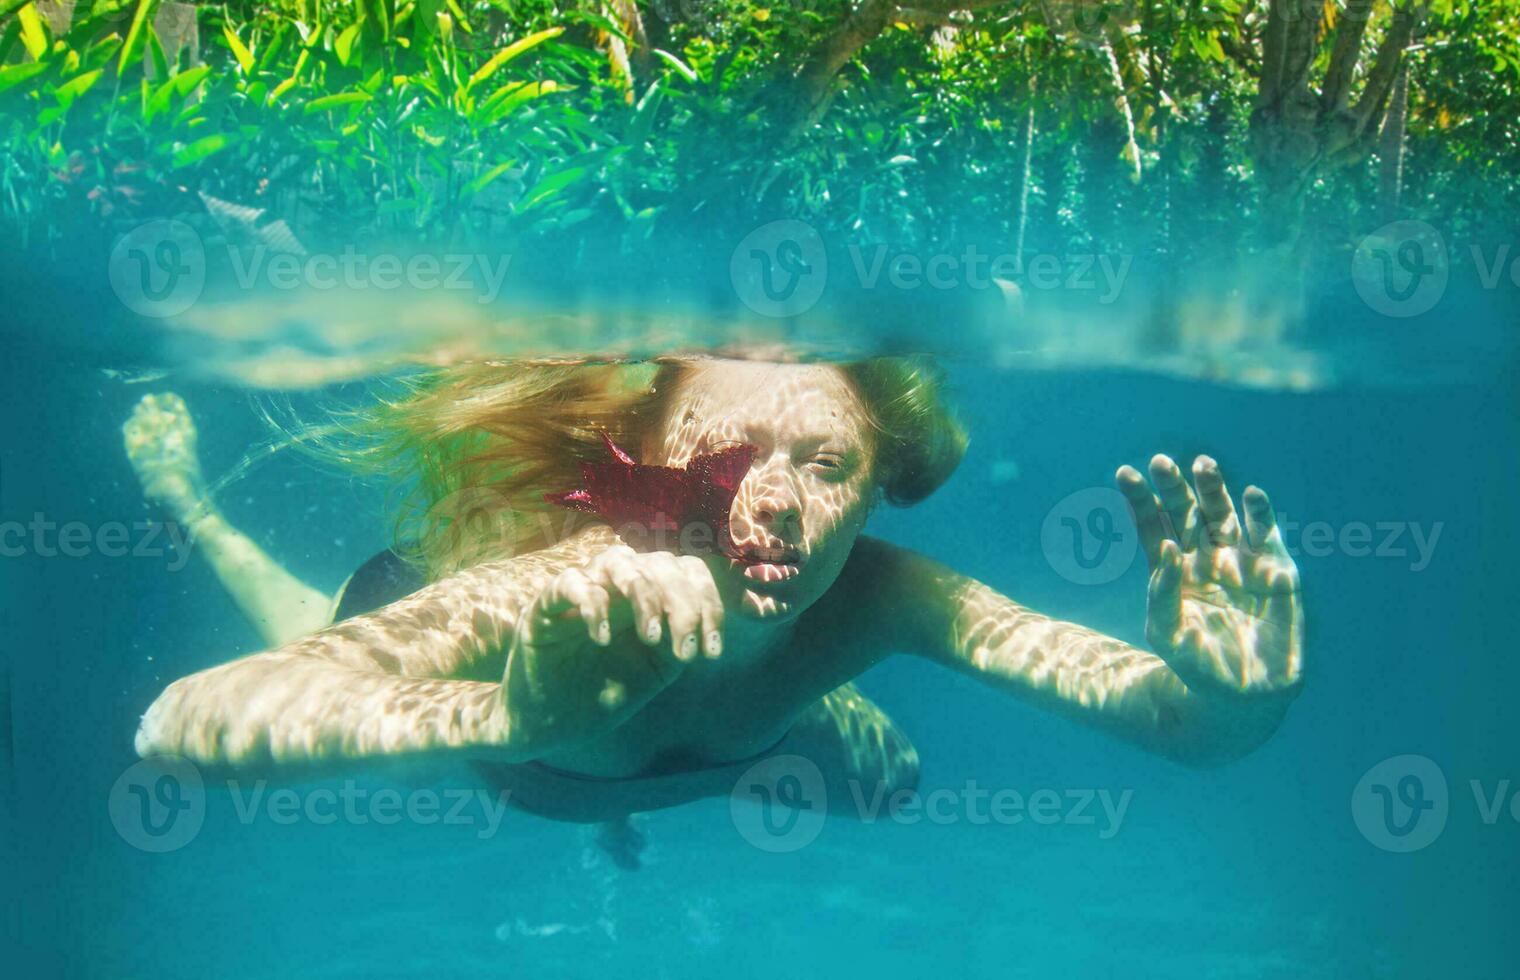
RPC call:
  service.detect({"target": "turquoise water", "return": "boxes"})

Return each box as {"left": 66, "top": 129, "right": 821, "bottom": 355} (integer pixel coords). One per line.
{"left": 4, "top": 288, "right": 1519, "bottom": 977}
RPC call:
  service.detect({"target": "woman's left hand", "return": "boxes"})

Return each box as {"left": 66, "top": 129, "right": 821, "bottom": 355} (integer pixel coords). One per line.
{"left": 1116, "top": 454, "right": 1304, "bottom": 705}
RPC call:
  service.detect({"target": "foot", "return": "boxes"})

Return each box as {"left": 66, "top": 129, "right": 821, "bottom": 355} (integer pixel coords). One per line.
{"left": 593, "top": 816, "right": 647, "bottom": 871}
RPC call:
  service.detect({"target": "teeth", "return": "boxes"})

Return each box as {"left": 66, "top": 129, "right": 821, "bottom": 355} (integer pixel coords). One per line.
{"left": 742, "top": 562, "right": 798, "bottom": 583}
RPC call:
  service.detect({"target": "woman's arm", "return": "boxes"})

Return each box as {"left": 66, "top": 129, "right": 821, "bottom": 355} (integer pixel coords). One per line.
{"left": 124, "top": 393, "right": 330, "bottom": 646}
{"left": 134, "top": 526, "right": 622, "bottom": 769}
{"left": 884, "top": 548, "right": 1287, "bottom": 766}
{"left": 178, "top": 508, "right": 334, "bottom": 645}
{"left": 845, "top": 539, "right": 1276, "bottom": 766}
{"left": 850, "top": 457, "right": 1304, "bottom": 767}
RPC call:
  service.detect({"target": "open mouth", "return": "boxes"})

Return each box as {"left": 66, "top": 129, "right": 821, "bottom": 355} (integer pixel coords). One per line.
{"left": 732, "top": 547, "right": 803, "bottom": 583}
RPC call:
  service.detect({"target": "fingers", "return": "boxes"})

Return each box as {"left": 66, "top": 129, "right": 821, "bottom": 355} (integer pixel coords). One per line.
{"left": 1241, "top": 485, "right": 1285, "bottom": 556}
{"left": 1191, "top": 455, "right": 1240, "bottom": 547}
{"left": 587, "top": 548, "right": 721, "bottom": 663}
{"left": 529, "top": 568, "right": 611, "bottom": 647}
{"left": 1147, "top": 454, "right": 1198, "bottom": 545}
{"left": 1145, "top": 539, "right": 1184, "bottom": 651}
{"left": 677, "top": 554, "right": 725, "bottom": 658}
{"left": 595, "top": 548, "right": 665, "bottom": 646}
{"left": 1115, "top": 464, "right": 1167, "bottom": 569}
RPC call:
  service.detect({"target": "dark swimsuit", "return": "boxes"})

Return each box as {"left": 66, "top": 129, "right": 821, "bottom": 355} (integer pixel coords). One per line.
{"left": 333, "top": 550, "right": 794, "bottom": 822}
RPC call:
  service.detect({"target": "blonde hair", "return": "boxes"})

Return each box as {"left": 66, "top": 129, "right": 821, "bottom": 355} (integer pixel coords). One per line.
{"left": 324, "top": 356, "right": 967, "bottom": 577}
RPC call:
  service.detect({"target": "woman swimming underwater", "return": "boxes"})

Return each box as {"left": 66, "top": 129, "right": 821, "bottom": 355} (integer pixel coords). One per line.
{"left": 130, "top": 355, "right": 1304, "bottom": 831}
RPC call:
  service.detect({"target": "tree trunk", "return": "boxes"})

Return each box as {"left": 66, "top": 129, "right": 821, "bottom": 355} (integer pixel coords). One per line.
{"left": 1012, "top": 74, "right": 1036, "bottom": 268}
{"left": 1378, "top": 62, "right": 1411, "bottom": 221}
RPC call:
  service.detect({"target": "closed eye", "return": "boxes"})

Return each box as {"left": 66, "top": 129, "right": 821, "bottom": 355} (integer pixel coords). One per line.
{"left": 807, "top": 452, "right": 853, "bottom": 477}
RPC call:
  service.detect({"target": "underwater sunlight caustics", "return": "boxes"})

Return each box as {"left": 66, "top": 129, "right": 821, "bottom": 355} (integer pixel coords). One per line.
{"left": 6, "top": 1, "right": 1517, "bottom": 977}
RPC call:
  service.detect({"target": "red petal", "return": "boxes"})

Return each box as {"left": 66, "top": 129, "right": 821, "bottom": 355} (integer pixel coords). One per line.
{"left": 546, "top": 433, "right": 757, "bottom": 556}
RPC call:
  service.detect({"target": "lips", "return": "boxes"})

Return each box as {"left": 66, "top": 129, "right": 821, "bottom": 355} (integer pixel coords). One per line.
{"left": 733, "top": 547, "right": 803, "bottom": 584}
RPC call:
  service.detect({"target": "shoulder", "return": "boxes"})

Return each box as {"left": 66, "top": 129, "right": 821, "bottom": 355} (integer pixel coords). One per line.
{"left": 801, "top": 535, "right": 953, "bottom": 660}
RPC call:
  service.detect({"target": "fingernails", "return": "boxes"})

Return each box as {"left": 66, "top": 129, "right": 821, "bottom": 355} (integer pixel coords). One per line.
{"left": 680, "top": 634, "right": 698, "bottom": 661}
{"left": 596, "top": 620, "right": 611, "bottom": 646}
{"left": 706, "top": 631, "right": 722, "bottom": 658}
{"left": 644, "top": 618, "right": 661, "bottom": 643}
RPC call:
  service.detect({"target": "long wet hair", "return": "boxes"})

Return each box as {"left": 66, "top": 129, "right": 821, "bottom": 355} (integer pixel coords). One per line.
{"left": 317, "top": 355, "right": 968, "bottom": 578}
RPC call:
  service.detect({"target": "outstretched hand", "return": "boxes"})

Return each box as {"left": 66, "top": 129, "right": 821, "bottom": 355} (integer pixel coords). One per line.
{"left": 1116, "top": 454, "right": 1304, "bottom": 705}
{"left": 503, "top": 546, "right": 723, "bottom": 757}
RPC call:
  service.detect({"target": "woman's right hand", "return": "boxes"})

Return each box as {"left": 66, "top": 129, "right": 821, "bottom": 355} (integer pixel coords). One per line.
{"left": 502, "top": 545, "right": 724, "bottom": 756}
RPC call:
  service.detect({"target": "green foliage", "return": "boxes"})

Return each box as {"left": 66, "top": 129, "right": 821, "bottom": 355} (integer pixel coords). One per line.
{"left": 0, "top": 0, "right": 635, "bottom": 252}
{"left": 1, "top": 0, "right": 1516, "bottom": 303}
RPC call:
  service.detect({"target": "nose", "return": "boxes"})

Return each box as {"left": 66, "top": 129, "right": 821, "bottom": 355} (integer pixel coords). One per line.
{"left": 749, "top": 481, "right": 802, "bottom": 539}
{"left": 754, "top": 497, "right": 800, "bottom": 532}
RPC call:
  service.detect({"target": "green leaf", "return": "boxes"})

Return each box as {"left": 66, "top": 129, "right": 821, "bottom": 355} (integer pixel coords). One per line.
{"left": 222, "top": 25, "right": 254, "bottom": 74}
{"left": 16, "top": 3, "right": 47, "bottom": 61}
{"left": 0, "top": 61, "right": 48, "bottom": 95}
{"left": 117, "top": 0, "right": 158, "bottom": 76}
{"left": 627, "top": 79, "right": 664, "bottom": 145}
{"left": 479, "top": 78, "right": 561, "bottom": 124}
{"left": 462, "top": 160, "right": 517, "bottom": 197}
{"left": 335, "top": 22, "right": 362, "bottom": 67}
{"left": 651, "top": 48, "right": 698, "bottom": 84}
{"left": 145, "top": 24, "right": 168, "bottom": 79}
{"left": 269, "top": 49, "right": 309, "bottom": 104}
{"left": 171, "top": 132, "right": 232, "bottom": 168}
{"left": 445, "top": 0, "right": 471, "bottom": 33}
{"left": 256, "top": 24, "right": 289, "bottom": 70}
{"left": 465, "top": 27, "right": 562, "bottom": 93}
{"left": 53, "top": 68, "right": 103, "bottom": 106}
{"left": 83, "top": 34, "right": 123, "bottom": 71}
{"left": 303, "top": 91, "right": 372, "bottom": 114}
{"left": 565, "top": 8, "right": 628, "bottom": 43}
{"left": 172, "top": 64, "right": 211, "bottom": 96}
{"left": 516, "top": 165, "right": 586, "bottom": 212}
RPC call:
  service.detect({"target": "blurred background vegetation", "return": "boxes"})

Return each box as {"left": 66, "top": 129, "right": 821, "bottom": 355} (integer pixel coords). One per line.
{"left": 1, "top": 0, "right": 1516, "bottom": 341}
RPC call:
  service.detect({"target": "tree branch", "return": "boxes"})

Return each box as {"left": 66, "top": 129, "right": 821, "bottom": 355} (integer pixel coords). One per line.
{"left": 1351, "top": 0, "right": 1426, "bottom": 136}
{"left": 1280, "top": 0, "right": 1326, "bottom": 104}
{"left": 791, "top": 0, "right": 899, "bottom": 115}
{"left": 1321, "top": 0, "right": 1374, "bottom": 111}
{"left": 1260, "top": 0, "right": 1293, "bottom": 107}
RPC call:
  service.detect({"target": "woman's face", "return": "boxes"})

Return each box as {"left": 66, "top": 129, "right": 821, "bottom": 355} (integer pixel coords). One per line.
{"left": 651, "top": 360, "right": 878, "bottom": 621}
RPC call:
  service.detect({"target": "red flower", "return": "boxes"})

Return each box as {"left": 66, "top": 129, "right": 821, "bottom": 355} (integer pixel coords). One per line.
{"left": 546, "top": 431, "right": 756, "bottom": 558}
